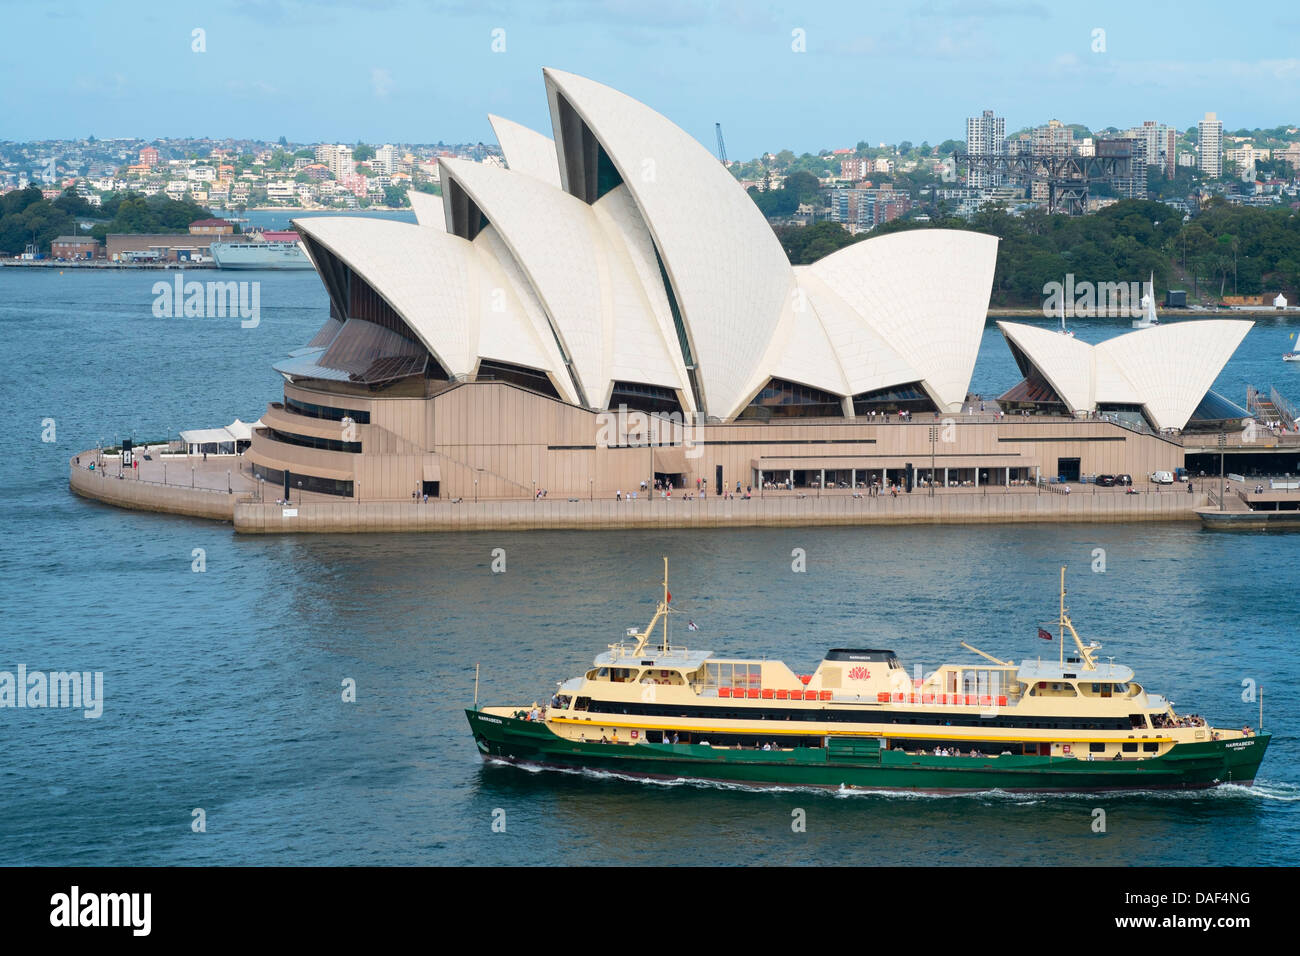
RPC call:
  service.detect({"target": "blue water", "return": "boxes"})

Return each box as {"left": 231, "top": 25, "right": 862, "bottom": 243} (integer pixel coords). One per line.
{"left": 1, "top": 263, "right": 1297, "bottom": 866}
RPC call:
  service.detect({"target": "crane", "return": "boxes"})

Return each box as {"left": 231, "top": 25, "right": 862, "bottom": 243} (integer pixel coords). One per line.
{"left": 715, "top": 123, "right": 728, "bottom": 164}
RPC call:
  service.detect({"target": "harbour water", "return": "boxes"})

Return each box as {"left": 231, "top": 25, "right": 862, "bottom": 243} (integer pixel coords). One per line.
{"left": 1, "top": 258, "right": 1297, "bottom": 866}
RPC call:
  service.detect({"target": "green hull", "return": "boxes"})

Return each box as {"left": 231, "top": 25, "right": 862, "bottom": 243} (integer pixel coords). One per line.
{"left": 467, "top": 709, "right": 1270, "bottom": 793}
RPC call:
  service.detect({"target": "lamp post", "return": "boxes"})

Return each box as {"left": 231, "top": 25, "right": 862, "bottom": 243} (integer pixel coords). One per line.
{"left": 297, "top": 480, "right": 302, "bottom": 504}
{"left": 191, "top": 465, "right": 195, "bottom": 488}
{"left": 1219, "top": 431, "right": 1227, "bottom": 511}
{"left": 474, "top": 478, "right": 479, "bottom": 503}
{"left": 928, "top": 425, "right": 937, "bottom": 498}
{"left": 227, "top": 469, "right": 231, "bottom": 494}
{"left": 588, "top": 477, "right": 592, "bottom": 501}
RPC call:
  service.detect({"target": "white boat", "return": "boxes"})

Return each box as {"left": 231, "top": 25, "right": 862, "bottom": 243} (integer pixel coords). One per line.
{"left": 1057, "top": 290, "right": 1073, "bottom": 337}
{"left": 211, "top": 238, "right": 313, "bottom": 270}
{"left": 1132, "top": 272, "right": 1159, "bottom": 329}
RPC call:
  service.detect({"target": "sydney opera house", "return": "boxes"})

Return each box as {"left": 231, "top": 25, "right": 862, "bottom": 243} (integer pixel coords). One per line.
{"left": 245, "top": 69, "right": 1251, "bottom": 502}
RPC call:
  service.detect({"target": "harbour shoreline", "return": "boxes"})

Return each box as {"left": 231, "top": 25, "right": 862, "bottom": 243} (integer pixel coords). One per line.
{"left": 69, "top": 453, "right": 1202, "bottom": 532}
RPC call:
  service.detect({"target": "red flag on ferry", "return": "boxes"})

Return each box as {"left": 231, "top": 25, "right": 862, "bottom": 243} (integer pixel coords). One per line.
{"left": 1037, "top": 627, "right": 1053, "bottom": 641}
{"left": 666, "top": 591, "right": 672, "bottom": 604}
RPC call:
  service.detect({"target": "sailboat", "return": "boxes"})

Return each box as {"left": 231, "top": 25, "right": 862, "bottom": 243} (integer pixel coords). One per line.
{"left": 1284, "top": 333, "right": 1300, "bottom": 362}
{"left": 1132, "top": 272, "right": 1160, "bottom": 329}
{"left": 1057, "top": 284, "right": 1074, "bottom": 337}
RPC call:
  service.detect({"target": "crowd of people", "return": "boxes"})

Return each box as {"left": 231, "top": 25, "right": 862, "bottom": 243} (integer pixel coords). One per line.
{"left": 1152, "top": 712, "right": 1207, "bottom": 729}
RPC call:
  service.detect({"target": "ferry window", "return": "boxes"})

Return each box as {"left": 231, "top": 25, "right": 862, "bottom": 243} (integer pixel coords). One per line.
{"left": 1122, "top": 743, "right": 1137, "bottom": 752}
{"left": 1089, "top": 743, "right": 1106, "bottom": 753}
{"left": 1142, "top": 742, "right": 1159, "bottom": 752}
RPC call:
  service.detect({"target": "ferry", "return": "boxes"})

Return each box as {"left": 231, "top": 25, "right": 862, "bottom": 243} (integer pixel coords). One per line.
{"left": 467, "top": 562, "right": 1269, "bottom": 793}
{"left": 211, "top": 236, "right": 313, "bottom": 270}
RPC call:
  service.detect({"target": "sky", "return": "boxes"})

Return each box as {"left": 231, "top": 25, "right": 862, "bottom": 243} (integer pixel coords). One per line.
{"left": 3, "top": 0, "right": 1298, "bottom": 157}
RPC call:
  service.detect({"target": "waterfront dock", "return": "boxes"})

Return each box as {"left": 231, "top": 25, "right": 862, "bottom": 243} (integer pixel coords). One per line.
{"left": 70, "top": 450, "right": 1203, "bottom": 532}
{"left": 1198, "top": 477, "right": 1300, "bottom": 529}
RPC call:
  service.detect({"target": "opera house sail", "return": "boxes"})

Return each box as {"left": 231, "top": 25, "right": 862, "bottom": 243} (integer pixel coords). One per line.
{"left": 244, "top": 68, "right": 1249, "bottom": 505}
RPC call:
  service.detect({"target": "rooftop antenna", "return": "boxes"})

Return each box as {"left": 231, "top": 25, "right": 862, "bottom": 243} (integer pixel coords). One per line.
{"left": 627, "top": 557, "right": 671, "bottom": 657}
{"left": 1058, "top": 566, "right": 1098, "bottom": 671}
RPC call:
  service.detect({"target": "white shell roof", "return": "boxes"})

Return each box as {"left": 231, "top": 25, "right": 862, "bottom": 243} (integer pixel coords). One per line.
{"left": 440, "top": 157, "right": 687, "bottom": 407}
{"left": 1096, "top": 320, "right": 1251, "bottom": 430}
{"left": 294, "top": 216, "right": 478, "bottom": 378}
{"left": 590, "top": 184, "right": 696, "bottom": 413}
{"left": 290, "top": 71, "right": 1005, "bottom": 424}
{"left": 469, "top": 224, "right": 574, "bottom": 402}
{"left": 998, "top": 319, "right": 1252, "bottom": 430}
{"left": 793, "top": 270, "right": 925, "bottom": 397}
{"left": 805, "top": 230, "right": 999, "bottom": 411}
{"left": 544, "top": 67, "right": 796, "bottom": 420}
{"left": 407, "top": 189, "right": 443, "bottom": 228}
{"left": 997, "top": 321, "right": 1095, "bottom": 412}
{"left": 488, "top": 114, "right": 562, "bottom": 189}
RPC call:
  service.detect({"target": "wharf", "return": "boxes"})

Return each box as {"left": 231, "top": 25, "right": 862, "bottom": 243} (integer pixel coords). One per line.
{"left": 69, "top": 450, "right": 1202, "bottom": 533}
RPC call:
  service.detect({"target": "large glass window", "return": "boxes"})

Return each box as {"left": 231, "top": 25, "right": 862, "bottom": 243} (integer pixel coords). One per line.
{"left": 608, "top": 381, "right": 683, "bottom": 417}
{"left": 267, "top": 428, "right": 362, "bottom": 454}
{"left": 476, "top": 360, "right": 560, "bottom": 399}
{"left": 739, "top": 378, "right": 844, "bottom": 420}
{"left": 852, "top": 382, "right": 937, "bottom": 415}
{"left": 252, "top": 463, "right": 354, "bottom": 498}
{"left": 285, "top": 396, "right": 370, "bottom": 424}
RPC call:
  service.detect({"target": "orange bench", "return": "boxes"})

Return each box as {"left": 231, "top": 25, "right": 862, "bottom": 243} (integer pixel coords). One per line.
{"left": 819, "top": 690, "right": 832, "bottom": 701}
{"left": 719, "top": 687, "right": 732, "bottom": 698}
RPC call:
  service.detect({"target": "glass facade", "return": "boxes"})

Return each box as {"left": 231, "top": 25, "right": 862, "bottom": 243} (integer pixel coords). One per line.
{"left": 852, "top": 382, "right": 937, "bottom": 415}
{"left": 1184, "top": 390, "right": 1249, "bottom": 432}
{"left": 266, "top": 428, "right": 362, "bottom": 454}
{"left": 285, "top": 396, "right": 371, "bottom": 424}
{"left": 739, "top": 378, "right": 844, "bottom": 420}
{"left": 608, "top": 381, "right": 683, "bottom": 417}
{"left": 476, "top": 360, "right": 561, "bottom": 399}
{"left": 251, "top": 463, "right": 354, "bottom": 498}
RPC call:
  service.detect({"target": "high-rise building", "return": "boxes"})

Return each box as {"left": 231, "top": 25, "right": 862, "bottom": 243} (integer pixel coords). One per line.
{"left": 1099, "top": 137, "right": 1147, "bottom": 200}
{"left": 1133, "top": 122, "right": 1177, "bottom": 177}
{"left": 966, "top": 110, "right": 1005, "bottom": 188}
{"left": 374, "top": 144, "right": 396, "bottom": 176}
{"left": 1198, "top": 112, "right": 1223, "bottom": 178}
{"left": 1032, "top": 120, "right": 1073, "bottom": 160}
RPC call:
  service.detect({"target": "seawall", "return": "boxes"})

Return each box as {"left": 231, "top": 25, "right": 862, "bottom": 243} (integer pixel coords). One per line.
{"left": 70, "top": 460, "right": 236, "bottom": 521}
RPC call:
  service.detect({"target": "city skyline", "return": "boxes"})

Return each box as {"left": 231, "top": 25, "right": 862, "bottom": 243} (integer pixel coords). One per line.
{"left": 2, "top": 1, "right": 1297, "bottom": 155}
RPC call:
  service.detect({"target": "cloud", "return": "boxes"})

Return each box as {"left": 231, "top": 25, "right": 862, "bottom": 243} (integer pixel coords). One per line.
{"left": 371, "top": 67, "right": 394, "bottom": 99}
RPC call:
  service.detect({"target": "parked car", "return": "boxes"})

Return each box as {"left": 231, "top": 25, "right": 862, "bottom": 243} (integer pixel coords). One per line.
{"left": 1095, "top": 474, "right": 1117, "bottom": 486}
{"left": 1116, "top": 474, "right": 1133, "bottom": 486}
{"left": 1150, "top": 471, "right": 1175, "bottom": 484}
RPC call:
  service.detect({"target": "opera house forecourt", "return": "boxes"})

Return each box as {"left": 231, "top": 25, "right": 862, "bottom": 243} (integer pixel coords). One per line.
{"left": 71, "top": 69, "right": 1258, "bottom": 533}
